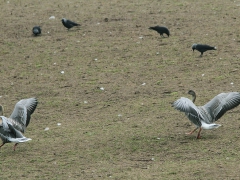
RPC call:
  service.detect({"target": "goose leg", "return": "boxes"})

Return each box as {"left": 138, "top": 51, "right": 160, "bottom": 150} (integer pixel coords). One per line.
{"left": 13, "top": 143, "right": 18, "bottom": 151}
{"left": 185, "top": 127, "right": 198, "bottom": 135}
{"left": 0, "top": 142, "right": 5, "bottom": 148}
{"left": 196, "top": 128, "right": 202, "bottom": 139}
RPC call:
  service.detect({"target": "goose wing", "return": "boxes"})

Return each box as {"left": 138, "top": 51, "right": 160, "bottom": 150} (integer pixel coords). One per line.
{"left": 9, "top": 98, "right": 38, "bottom": 132}
{"left": 173, "top": 97, "right": 203, "bottom": 127}
{"left": 203, "top": 92, "right": 240, "bottom": 122}
{"left": 0, "top": 116, "right": 31, "bottom": 143}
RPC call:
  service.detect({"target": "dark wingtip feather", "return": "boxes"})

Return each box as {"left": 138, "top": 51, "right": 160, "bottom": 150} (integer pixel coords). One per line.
{"left": 28, "top": 98, "right": 38, "bottom": 115}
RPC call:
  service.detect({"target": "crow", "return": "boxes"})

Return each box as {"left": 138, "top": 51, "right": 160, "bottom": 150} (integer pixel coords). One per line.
{"left": 32, "top": 26, "right": 41, "bottom": 36}
{"left": 192, "top": 44, "right": 217, "bottom": 57}
{"left": 61, "top": 18, "right": 80, "bottom": 30}
{"left": 149, "top": 26, "right": 170, "bottom": 37}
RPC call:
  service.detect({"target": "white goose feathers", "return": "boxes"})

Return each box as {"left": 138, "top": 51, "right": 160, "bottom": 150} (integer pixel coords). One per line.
{"left": 0, "top": 98, "right": 38, "bottom": 150}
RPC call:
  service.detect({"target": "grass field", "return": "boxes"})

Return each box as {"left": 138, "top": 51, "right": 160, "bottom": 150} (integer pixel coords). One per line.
{"left": 1, "top": 0, "right": 240, "bottom": 179}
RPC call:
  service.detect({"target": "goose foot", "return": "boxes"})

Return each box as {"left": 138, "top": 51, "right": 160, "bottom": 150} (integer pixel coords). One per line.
{"left": 196, "top": 128, "right": 202, "bottom": 139}
{"left": 13, "top": 143, "right": 18, "bottom": 151}
{"left": 185, "top": 127, "right": 198, "bottom": 135}
{"left": 0, "top": 142, "right": 5, "bottom": 149}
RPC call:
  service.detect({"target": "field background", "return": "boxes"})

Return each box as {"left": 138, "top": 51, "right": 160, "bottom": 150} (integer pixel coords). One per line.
{"left": 0, "top": 0, "right": 240, "bottom": 179}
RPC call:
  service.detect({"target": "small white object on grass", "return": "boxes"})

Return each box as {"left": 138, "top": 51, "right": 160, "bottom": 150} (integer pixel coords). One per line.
{"left": 44, "top": 127, "right": 49, "bottom": 131}
{"left": 118, "top": 114, "right": 122, "bottom": 117}
{"left": 57, "top": 123, "right": 61, "bottom": 126}
{"left": 61, "top": 71, "right": 64, "bottom": 74}
{"left": 100, "top": 87, "right": 104, "bottom": 91}
{"left": 142, "top": 83, "right": 146, "bottom": 86}
{"left": 94, "top": 58, "right": 98, "bottom": 61}
{"left": 84, "top": 101, "right": 88, "bottom": 104}
{"left": 49, "top": 16, "right": 55, "bottom": 20}
{"left": 202, "top": 74, "right": 205, "bottom": 77}
{"left": 230, "top": 82, "right": 234, "bottom": 85}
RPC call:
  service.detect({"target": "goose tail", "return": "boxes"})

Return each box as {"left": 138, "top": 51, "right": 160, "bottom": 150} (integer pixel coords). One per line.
{"left": 201, "top": 121, "right": 221, "bottom": 130}
{"left": 0, "top": 133, "right": 31, "bottom": 143}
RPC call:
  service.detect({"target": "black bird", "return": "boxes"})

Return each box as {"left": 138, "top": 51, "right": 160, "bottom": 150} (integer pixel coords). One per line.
{"left": 192, "top": 44, "right": 217, "bottom": 57}
{"left": 32, "top": 26, "right": 41, "bottom": 36}
{"left": 149, "top": 26, "right": 170, "bottom": 37}
{"left": 61, "top": 18, "right": 80, "bottom": 30}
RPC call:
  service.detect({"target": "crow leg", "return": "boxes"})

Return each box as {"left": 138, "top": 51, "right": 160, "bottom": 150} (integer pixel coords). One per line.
{"left": 13, "top": 143, "right": 18, "bottom": 151}
{"left": 196, "top": 128, "right": 202, "bottom": 139}
{"left": 185, "top": 127, "right": 198, "bottom": 135}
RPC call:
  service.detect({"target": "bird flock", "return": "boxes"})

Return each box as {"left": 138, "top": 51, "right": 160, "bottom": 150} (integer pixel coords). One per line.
{"left": 32, "top": 18, "right": 80, "bottom": 36}
{"left": 0, "top": 16, "right": 239, "bottom": 151}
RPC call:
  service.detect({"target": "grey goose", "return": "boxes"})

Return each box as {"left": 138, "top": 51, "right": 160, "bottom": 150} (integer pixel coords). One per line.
{"left": 0, "top": 98, "right": 38, "bottom": 150}
{"left": 172, "top": 90, "right": 240, "bottom": 139}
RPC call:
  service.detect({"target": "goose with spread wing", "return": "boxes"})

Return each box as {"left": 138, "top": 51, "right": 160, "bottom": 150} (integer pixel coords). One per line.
{"left": 172, "top": 90, "right": 240, "bottom": 139}
{"left": 0, "top": 98, "right": 38, "bottom": 150}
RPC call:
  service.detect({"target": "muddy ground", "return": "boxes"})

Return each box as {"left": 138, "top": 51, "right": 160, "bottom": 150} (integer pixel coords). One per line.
{"left": 0, "top": 0, "right": 240, "bottom": 179}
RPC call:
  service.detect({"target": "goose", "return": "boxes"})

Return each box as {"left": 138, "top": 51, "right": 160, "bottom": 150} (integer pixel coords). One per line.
{"left": 0, "top": 98, "right": 38, "bottom": 150}
{"left": 172, "top": 90, "right": 240, "bottom": 139}
{"left": 149, "top": 26, "right": 170, "bottom": 37}
{"left": 192, "top": 44, "right": 217, "bottom": 57}
{"left": 61, "top": 18, "right": 80, "bottom": 30}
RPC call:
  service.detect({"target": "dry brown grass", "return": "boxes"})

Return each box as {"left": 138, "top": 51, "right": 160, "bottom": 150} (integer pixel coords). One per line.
{"left": 0, "top": 0, "right": 240, "bottom": 179}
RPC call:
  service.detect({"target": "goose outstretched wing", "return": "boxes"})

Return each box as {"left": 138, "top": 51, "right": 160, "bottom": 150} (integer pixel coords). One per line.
{"left": 173, "top": 97, "right": 203, "bottom": 127}
{"left": 203, "top": 92, "right": 240, "bottom": 122}
{"left": 9, "top": 98, "right": 38, "bottom": 132}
